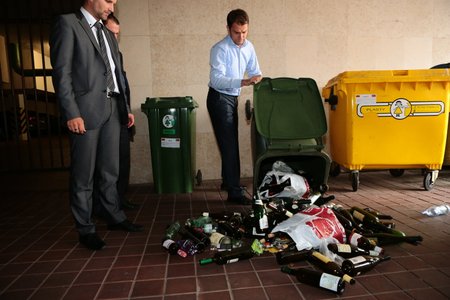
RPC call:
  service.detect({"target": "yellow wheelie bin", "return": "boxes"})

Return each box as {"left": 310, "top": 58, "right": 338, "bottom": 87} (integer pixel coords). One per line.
{"left": 322, "top": 69, "right": 450, "bottom": 191}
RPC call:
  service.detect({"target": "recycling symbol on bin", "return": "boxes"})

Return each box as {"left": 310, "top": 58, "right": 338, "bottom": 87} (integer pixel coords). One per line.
{"left": 162, "top": 115, "right": 175, "bottom": 128}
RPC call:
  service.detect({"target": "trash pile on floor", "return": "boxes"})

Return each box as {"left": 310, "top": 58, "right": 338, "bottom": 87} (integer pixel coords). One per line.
{"left": 162, "top": 162, "right": 424, "bottom": 294}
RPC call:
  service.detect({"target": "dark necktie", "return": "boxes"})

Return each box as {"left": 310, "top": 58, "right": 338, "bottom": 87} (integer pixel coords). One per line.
{"left": 95, "top": 22, "right": 115, "bottom": 92}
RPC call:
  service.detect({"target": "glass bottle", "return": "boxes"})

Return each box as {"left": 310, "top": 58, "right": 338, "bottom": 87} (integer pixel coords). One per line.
{"left": 209, "top": 231, "right": 232, "bottom": 250}
{"left": 198, "top": 246, "right": 255, "bottom": 265}
{"left": 341, "top": 255, "right": 391, "bottom": 276}
{"left": 276, "top": 248, "right": 311, "bottom": 265}
{"left": 253, "top": 198, "right": 269, "bottom": 234}
{"left": 281, "top": 266, "right": 346, "bottom": 294}
{"left": 364, "top": 233, "right": 423, "bottom": 246}
{"left": 327, "top": 242, "right": 379, "bottom": 258}
{"left": 346, "top": 229, "right": 384, "bottom": 255}
{"left": 307, "top": 251, "right": 355, "bottom": 284}
{"left": 164, "top": 221, "right": 181, "bottom": 240}
{"left": 162, "top": 238, "right": 187, "bottom": 257}
{"left": 177, "top": 226, "right": 206, "bottom": 253}
{"left": 176, "top": 239, "right": 197, "bottom": 256}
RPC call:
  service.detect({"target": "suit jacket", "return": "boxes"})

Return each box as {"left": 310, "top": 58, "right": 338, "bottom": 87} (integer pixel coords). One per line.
{"left": 50, "top": 11, "right": 130, "bottom": 129}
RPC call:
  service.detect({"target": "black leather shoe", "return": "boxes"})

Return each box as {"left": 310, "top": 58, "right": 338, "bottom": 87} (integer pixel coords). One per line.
{"left": 227, "top": 195, "right": 252, "bottom": 205}
{"left": 122, "top": 200, "right": 138, "bottom": 210}
{"left": 79, "top": 233, "right": 105, "bottom": 250}
{"left": 107, "top": 220, "right": 144, "bottom": 232}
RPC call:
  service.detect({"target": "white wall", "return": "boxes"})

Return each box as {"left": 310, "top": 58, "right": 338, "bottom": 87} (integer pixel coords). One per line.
{"left": 116, "top": 0, "right": 450, "bottom": 184}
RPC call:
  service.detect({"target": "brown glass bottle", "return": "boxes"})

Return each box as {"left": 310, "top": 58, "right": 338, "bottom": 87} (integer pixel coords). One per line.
{"left": 327, "top": 242, "right": 379, "bottom": 258}
{"left": 281, "top": 266, "right": 346, "bottom": 294}
{"left": 341, "top": 255, "right": 391, "bottom": 276}
{"left": 307, "top": 251, "right": 355, "bottom": 284}
{"left": 276, "top": 249, "right": 311, "bottom": 265}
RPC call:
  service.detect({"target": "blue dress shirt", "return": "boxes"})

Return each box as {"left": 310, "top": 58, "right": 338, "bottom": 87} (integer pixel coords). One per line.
{"left": 208, "top": 35, "right": 262, "bottom": 96}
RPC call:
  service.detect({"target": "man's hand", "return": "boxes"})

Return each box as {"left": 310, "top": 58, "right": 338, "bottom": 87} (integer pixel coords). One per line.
{"left": 127, "top": 113, "right": 135, "bottom": 128}
{"left": 67, "top": 117, "right": 86, "bottom": 134}
{"left": 241, "top": 75, "right": 262, "bottom": 87}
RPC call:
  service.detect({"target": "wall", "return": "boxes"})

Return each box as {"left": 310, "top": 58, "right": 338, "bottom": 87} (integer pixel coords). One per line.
{"left": 116, "top": 0, "right": 450, "bottom": 184}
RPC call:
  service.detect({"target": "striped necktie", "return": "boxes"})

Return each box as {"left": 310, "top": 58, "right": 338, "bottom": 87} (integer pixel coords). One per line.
{"left": 95, "top": 22, "right": 115, "bottom": 92}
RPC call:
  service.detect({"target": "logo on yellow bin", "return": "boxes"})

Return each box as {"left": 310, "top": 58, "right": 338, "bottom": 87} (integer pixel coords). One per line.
{"left": 357, "top": 98, "right": 445, "bottom": 120}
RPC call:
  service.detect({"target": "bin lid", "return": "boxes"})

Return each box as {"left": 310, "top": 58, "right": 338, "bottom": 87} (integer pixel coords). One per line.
{"left": 141, "top": 96, "right": 198, "bottom": 110}
{"left": 324, "top": 68, "right": 450, "bottom": 87}
{"left": 253, "top": 77, "right": 327, "bottom": 140}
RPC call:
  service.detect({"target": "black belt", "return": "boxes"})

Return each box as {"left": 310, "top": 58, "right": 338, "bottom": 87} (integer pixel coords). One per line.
{"left": 107, "top": 91, "right": 120, "bottom": 98}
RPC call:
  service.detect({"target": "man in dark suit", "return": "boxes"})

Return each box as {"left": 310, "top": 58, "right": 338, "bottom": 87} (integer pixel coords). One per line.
{"left": 104, "top": 14, "right": 138, "bottom": 210}
{"left": 50, "top": 0, "right": 143, "bottom": 251}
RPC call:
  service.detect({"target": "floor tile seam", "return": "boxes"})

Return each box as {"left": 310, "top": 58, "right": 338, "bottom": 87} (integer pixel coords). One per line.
{"left": 0, "top": 227, "right": 79, "bottom": 297}
{"left": 403, "top": 287, "right": 450, "bottom": 299}
{"left": 50, "top": 244, "right": 100, "bottom": 300}
{"left": 129, "top": 193, "right": 164, "bottom": 300}
{"left": 0, "top": 213, "right": 72, "bottom": 265}
{"left": 248, "top": 256, "right": 273, "bottom": 300}
{"left": 381, "top": 270, "right": 435, "bottom": 291}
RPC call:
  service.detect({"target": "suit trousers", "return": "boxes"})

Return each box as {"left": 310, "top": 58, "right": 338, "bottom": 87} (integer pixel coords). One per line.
{"left": 117, "top": 124, "right": 131, "bottom": 202}
{"left": 207, "top": 87, "right": 243, "bottom": 198}
{"left": 69, "top": 96, "right": 126, "bottom": 235}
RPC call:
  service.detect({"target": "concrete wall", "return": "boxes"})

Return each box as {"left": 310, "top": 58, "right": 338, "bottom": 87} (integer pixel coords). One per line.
{"left": 115, "top": 0, "right": 450, "bottom": 184}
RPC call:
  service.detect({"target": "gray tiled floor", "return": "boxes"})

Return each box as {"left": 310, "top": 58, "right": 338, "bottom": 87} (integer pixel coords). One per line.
{"left": 0, "top": 168, "right": 450, "bottom": 299}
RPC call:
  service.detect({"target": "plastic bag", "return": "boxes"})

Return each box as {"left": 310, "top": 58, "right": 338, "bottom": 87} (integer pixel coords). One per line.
{"left": 271, "top": 206, "right": 346, "bottom": 251}
{"left": 258, "top": 170, "right": 310, "bottom": 199}
{"left": 422, "top": 203, "right": 450, "bottom": 217}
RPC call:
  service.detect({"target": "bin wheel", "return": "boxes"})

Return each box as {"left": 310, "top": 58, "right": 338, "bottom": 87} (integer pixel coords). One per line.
{"left": 351, "top": 171, "right": 359, "bottom": 192}
{"left": 329, "top": 162, "right": 341, "bottom": 177}
{"left": 389, "top": 169, "right": 405, "bottom": 177}
{"left": 423, "top": 172, "right": 434, "bottom": 191}
{"left": 196, "top": 170, "right": 202, "bottom": 186}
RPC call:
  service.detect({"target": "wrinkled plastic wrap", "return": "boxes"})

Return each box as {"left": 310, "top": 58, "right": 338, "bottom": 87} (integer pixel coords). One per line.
{"left": 258, "top": 170, "right": 310, "bottom": 199}
{"left": 271, "top": 206, "right": 345, "bottom": 251}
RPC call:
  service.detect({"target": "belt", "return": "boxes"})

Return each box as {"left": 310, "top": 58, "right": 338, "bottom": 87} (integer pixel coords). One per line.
{"left": 107, "top": 91, "right": 120, "bottom": 98}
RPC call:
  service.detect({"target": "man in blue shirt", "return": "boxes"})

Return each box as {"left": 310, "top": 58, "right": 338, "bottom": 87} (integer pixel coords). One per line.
{"left": 207, "top": 9, "right": 262, "bottom": 205}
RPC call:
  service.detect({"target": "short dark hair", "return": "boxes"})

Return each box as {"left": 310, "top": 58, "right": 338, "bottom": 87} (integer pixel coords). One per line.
{"left": 227, "top": 9, "right": 249, "bottom": 28}
{"left": 106, "top": 13, "right": 120, "bottom": 25}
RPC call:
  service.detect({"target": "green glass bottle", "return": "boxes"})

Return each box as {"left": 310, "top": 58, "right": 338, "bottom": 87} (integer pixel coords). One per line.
{"left": 364, "top": 233, "right": 423, "bottom": 246}
{"left": 198, "top": 246, "right": 255, "bottom": 265}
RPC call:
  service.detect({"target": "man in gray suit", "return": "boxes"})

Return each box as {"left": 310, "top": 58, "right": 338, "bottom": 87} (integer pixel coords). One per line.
{"left": 50, "top": 0, "right": 143, "bottom": 251}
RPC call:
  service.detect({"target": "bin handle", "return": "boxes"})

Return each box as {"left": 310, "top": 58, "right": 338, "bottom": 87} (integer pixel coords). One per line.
{"left": 392, "top": 70, "right": 409, "bottom": 76}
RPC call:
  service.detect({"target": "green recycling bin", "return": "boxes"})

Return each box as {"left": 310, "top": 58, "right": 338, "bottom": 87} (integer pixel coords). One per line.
{"left": 141, "top": 96, "right": 198, "bottom": 194}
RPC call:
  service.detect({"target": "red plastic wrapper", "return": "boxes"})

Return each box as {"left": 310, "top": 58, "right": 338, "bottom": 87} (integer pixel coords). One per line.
{"left": 300, "top": 206, "right": 346, "bottom": 243}
{"left": 272, "top": 206, "right": 345, "bottom": 250}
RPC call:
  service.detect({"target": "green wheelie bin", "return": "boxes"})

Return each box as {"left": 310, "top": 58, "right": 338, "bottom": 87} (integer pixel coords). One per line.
{"left": 141, "top": 96, "right": 199, "bottom": 194}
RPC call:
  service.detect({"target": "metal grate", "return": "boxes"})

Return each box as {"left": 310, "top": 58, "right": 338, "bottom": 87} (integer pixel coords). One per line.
{"left": 0, "top": 0, "right": 80, "bottom": 172}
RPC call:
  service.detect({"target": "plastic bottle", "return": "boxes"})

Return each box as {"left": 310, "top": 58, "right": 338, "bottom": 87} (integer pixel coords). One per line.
{"left": 422, "top": 204, "right": 450, "bottom": 217}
